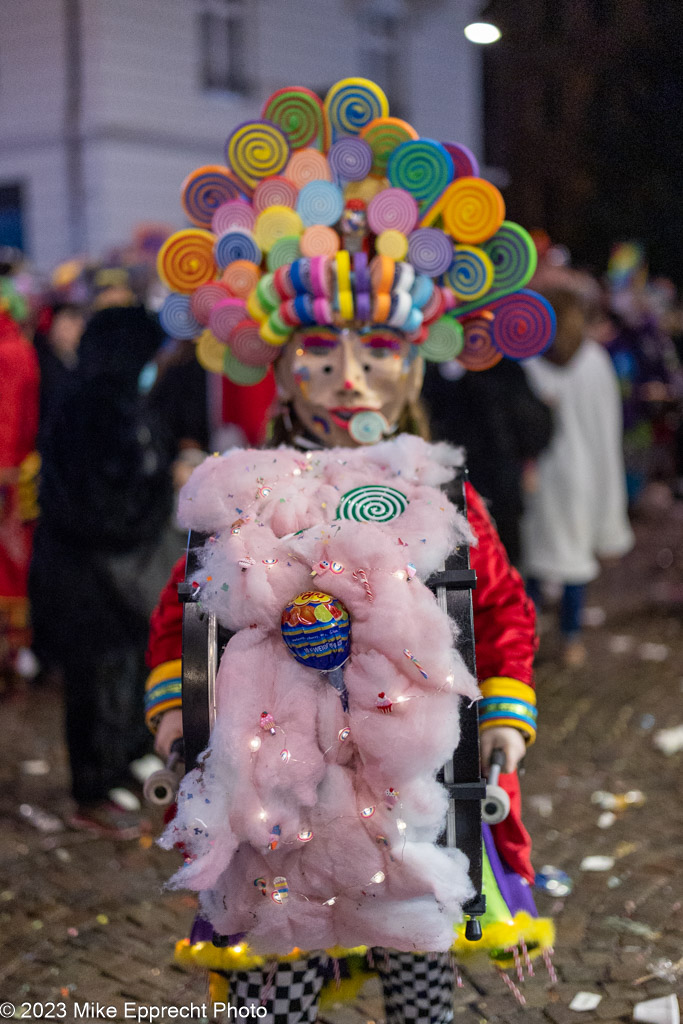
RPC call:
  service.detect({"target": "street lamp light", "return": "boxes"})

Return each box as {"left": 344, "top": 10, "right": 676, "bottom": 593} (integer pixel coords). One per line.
{"left": 464, "top": 22, "right": 502, "bottom": 44}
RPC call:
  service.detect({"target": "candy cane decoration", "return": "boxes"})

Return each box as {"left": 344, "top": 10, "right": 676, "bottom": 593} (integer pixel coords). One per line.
{"left": 520, "top": 937, "right": 534, "bottom": 977}
{"left": 497, "top": 967, "right": 526, "bottom": 1006}
{"left": 352, "top": 567, "right": 374, "bottom": 601}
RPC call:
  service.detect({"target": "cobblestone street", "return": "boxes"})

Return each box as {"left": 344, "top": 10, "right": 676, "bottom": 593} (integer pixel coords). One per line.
{"left": 1, "top": 500, "right": 682, "bottom": 1024}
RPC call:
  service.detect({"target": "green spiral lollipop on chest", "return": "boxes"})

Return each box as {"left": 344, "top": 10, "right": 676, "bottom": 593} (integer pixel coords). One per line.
{"left": 336, "top": 485, "right": 409, "bottom": 523}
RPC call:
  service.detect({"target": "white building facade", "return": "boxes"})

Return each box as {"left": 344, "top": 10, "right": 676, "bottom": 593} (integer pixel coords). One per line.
{"left": 0, "top": 0, "right": 485, "bottom": 272}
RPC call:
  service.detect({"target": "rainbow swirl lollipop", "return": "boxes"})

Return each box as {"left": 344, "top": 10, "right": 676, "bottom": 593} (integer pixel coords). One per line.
{"left": 159, "top": 293, "right": 202, "bottom": 340}
{"left": 181, "top": 166, "right": 242, "bottom": 228}
{"left": 407, "top": 228, "right": 454, "bottom": 276}
{"left": 440, "top": 177, "right": 505, "bottom": 245}
{"left": 253, "top": 177, "right": 299, "bottom": 213}
{"left": 285, "top": 148, "right": 332, "bottom": 187}
{"left": 324, "top": 77, "right": 389, "bottom": 142}
{"left": 328, "top": 138, "right": 373, "bottom": 183}
{"left": 457, "top": 314, "right": 503, "bottom": 371}
{"left": 157, "top": 229, "right": 216, "bottom": 294}
{"left": 214, "top": 229, "right": 261, "bottom": 270}
{"left": 262, "top": 86, "right": 327, "bottom": 151}
{"left": 225, "top": 120, "right": 290, "bottom": 191}
{"left": 211, "top": 199, "right": 256, "bottom": 235}
{"left": 229, "top": 319, "right": 281, "bottom": 366}
{"left": 360, "top": 117, "right": 419, "bottom": 177}
{"left": 208, "top": 296, "right": 247, "bottom": 343}
{"left": 483, "top": 222, "right": 538, "bottom": 294}
{"left": 267, "top": 235, "right": 302, "bottom": 270}
{"left": 490, "top": 290, "right": 556, "bottom": 360}
{"left": 444, "top": 245, "right": 495, "bottom": 302}
{"left": 190, "top": 282, "right": 232, "bottom": 326}
{"left": 367, "top": 188, "right": 419, "bottom": 235}
{"left": 420, "top": 316, "right": 465, "bottom": 362}
{"left": 222, "top": 348, "right": 268, "bottom": 386}
{"left": 296, "top": 181, "right": 344, "bottom": 227}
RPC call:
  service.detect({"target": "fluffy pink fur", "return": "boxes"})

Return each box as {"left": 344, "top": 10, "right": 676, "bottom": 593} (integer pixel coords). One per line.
{"left": 161, "top": 436, "right": 480, "bottom": 952}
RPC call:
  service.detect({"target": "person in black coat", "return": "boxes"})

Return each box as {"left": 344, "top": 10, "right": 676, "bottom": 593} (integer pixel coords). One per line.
{"left": 422, "top": 358, "right": 553, "bottom": 565}
{"left": 30, "top": 304, "right": 176, "bottom": 837}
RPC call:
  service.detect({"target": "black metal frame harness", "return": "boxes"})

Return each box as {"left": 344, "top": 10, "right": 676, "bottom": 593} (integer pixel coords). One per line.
{"left": 178, "top": 468, "right": 485, "bottom": 943}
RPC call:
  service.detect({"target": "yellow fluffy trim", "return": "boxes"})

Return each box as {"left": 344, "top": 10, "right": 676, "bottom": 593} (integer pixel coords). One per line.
{"left": 174, "top": 938, "right": 368, "bottom": 973}
{"left": 453, "top": 912, "right": 555, "bottom": 967}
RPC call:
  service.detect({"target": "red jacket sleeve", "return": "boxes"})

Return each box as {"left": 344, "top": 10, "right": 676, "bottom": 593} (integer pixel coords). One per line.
{"left": 146, "top": 554, "right": 185, "bottom": 669}
{"left": 468, "top": 481, "right": 537, "bottom": 689}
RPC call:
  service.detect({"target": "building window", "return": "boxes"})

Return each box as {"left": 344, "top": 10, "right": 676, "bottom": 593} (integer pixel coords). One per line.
{"left": 197, "top": 0, "right": 249, "bottom": 96}
{"left": 0, "top": 184, "right": 25, "bottom": 252}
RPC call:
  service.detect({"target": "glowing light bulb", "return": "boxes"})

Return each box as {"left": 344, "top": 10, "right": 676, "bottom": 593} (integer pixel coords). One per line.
{"left": 464, "top": 21, "right": 501, "bottom": 44}
{"left": 258, "top": 809, "right": 267, "bottom": 821}
{"left": 232, "top": 944, "right": 244, "bottom": 954}
{"left": 371, "top": 871, "right": 385, "bottom": 884}
{"left": 396, "top": 695, "right": 408, "bottom": 703}
{"left": 249, "top": 737, "right": 262, "bottom": 752}
{"left": 396, "top": 818, "right": 407, "bottom": 832}
{"left": 446, "top": 674, "right": 454, "bottom": 686}
{"left": 393, "top": 570, "right": 406, "bottom": 580}
{"left": 323, "top": 897, "right": 336, "bottom": 906}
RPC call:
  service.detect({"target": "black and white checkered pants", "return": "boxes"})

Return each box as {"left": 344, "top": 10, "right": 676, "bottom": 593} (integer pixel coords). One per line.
{"left": 373, "top": 948, "right": 455, "bottom": 1024}
{"left": 219, "top": 950, "right": 454, "bottom": 1024}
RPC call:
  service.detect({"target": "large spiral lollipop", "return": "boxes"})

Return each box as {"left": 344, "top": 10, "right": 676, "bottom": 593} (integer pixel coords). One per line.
{"left": 443, "top": 245, "right": 495, "bottom": 302}
{"left": 159, "top": 293, "right": 202, "bottom": 340}
{"left": 360, "top": 117, "right": 419, "bottom": 177}
{"left": 324, "top": 77, "right": 389, "bottom": 142}
{"left": 336, "top": 484, "right": 409, "bottom": 522}
{"left": 262, "top": 86, "right": 327, "bottom": 151}
{"left": 181, "top": 166, "right": 242, "bottom": 227}
{"left": 157, "top": 229, "right": 216, "bottom": 294}
{"left": 387, "top": 139, "right": 454, "bottom": 211}
{"left": 225, "top": 120, "right": 290, "bottom": 191}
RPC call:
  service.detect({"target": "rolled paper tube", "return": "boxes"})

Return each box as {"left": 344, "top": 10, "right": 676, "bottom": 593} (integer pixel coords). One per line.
{"left": 225, "top": 120, "right": 290, "bottom": 189}
{"left": 373, "top": 292, "right": 391, "bottom": 322}
{"left": 324, "top": 77, "right": 389, "bottom": 142}
{"left": 190, "top": 282, "right": 233, "bottom": 326}
{"left": 272, "top": 266, "right": 295, "bottom": 301}
{"left": 211, "top": 199, "right": 256, "bottom": 235}
{"left": 208, "top": 296, "right": 247, "bottom": 343}
{"left": 440, "top": 177, "right": 506, "bottom": 244}
{"left": 444, "top": 245, "right": 495, "bottom": 302}
{"left": 328, "top": 138, "right": 374, "bottom": 183}
{"left": 441, "top": 141, "right": 480, "bottom": 179}
{"left": 309, "top": 255, "right": 332, "bottom": 297}
{"left": 221, "top": 259, "right": 262, "bottom": 299}
{"left": 159, "top": 292, "right": 202, "bottom": 340}
{"left": 289, "top": 258, "right": 310, "bottom": 294}
{"left": 420, "top": 316, "right": 465, "bottom": 362}
{"left": 293, "top": 294, "right": 316, "bottom": 325}
{"left": 457, "top": 312, "right": 502, "bottom": 371}
{"left": 355, "top": 291, "right": 371, "bottom": 322}
{"left": 267, "top": 235, "right": 301, "bottom": 271}
{"left": 393, "top": 262, "right": 416, "bottom": 293}
{"left": 253, "top": 176, "right": 299, "bottom": 213}
{"left": 313, "top": 297, "right": 333, "bottom": 324}
{"left": 369, "top": 254, "right": 395, "bottom": 293}
{"left": 334, "top": 250, "right": 352, "bottom": 292}
{"left": 230, "top": 318, "right": 282, "bottom": 366}
{"left": 259, "top": 319, "right": 290, "bottom": 346}
{"left": 407, "top": 228, "right": 454, "bottom": 276}
{"left": 421, "top": 286, "right": 446, "bottom": 325}
{"left": 410, "top": 274, "right": 434, "bottom": 309}
{"left": 265, "top": 309, "right": 291, "bottom": 340}
{"left": 214, "top": 229, "right": 261, "bottom": 269}
{"left": 285, "top": 148, "right": 332, "bottom": 188}
{"left": 157, "top": 229, "right": 216, "bottom": 294}
{"left": 387, "top": 290, "right": 413, "bottom": 328}
{"left": 360, "top": 117, "right": 420, "bottom": 177}
{"left": 254, "top": 205, "right": 304, "bottom": 252}
{"left": 181, "top": 165, "right": 243, "bottom": 227}
{"left": 280, "top": 299, "right": 302, "bottom": 327}
{"left": 403, "top": 306, "right": 424, "bottom": 334}
{"left": 222, "top": 348, "right": 268, "bottom": 385}
{"left": 367, "top": 187, "right": 419, "bottom": 236}
{"left": 387, "top": 138, "right": 454, "bottom": 210}
{"left": 256, "top": 273, "right": 281, "bottom": 311}
{"left": 247, "top": 289, "right": 268, "bottom": 322}
{"left": 300, "top": 224, "right": 340, "bottom": 258}
{"left": 353, "top": 251, "right": 370, "bottom": 293}
{"left": 196, "top": 328, "right": 228, "bottom": 374}
{"left": 376, "top": 229, "right": 409, "bottom": 260}
{"left": 338, "top": 289, "right": 354, "bottom": 321}
{"left": 262, "top": 86, "right": 327, "bottom": 152}
{"left": 490, "top": 289, "right": 556, "bottom": 359}
{"left": 296, "top": 180, "right": 345, "bottom": 227}
{"left": 483, "top": 221, "right": 538, "bottom": 293}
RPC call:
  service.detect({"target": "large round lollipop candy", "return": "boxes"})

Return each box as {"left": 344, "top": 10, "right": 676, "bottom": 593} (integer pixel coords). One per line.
{"left": 181, "top": 166, "right": 242, "bottom": 227}
{"left": 262, "top": 86, "right": 327, "bottom": 151}
{"left": 324, "top": 77, "right": 389, "bottom": 142}
{"left": 157, "top": 229, "right": 216, "bottom": 294}
{"left": 457, "top": 313, "right": 503, "bottom": 372}
{"left": 281, "top": 592, "right": 351, "bottom": 711}
{"left": 490, "top": 290, "right": 556, "bottom": 360}
{"left": 159, "top": 293, "right": 202, "bottom": 340}
{"left": 360, "top": 117, "right": 419, "bottom": 177}
{"left": 225, "top": 120, "right": 290, "bottom": 191}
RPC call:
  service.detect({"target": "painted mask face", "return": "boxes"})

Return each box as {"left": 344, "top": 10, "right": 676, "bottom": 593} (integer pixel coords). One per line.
{"left": 275, "top": 326, "right": 424, "bottom": 447}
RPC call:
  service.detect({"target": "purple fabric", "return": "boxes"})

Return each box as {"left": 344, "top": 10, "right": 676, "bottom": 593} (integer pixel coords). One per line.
{"left": 189, "top": 915, "right": 215, "bottom": 944}
{"left": 483, "top": 823, "right": 537, "bottom": 917}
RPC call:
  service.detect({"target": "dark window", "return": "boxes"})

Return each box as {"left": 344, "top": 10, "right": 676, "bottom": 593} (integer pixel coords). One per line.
{"left": 198, "top": 2, "right": 249, "bottom": 95}
{"left": 0, "top": 184, "right": 25, "bottom": 252}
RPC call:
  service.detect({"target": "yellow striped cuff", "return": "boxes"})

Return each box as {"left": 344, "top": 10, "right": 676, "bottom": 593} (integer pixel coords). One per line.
{"left": 478, "top": 677, "right": 537, "bottom": 744}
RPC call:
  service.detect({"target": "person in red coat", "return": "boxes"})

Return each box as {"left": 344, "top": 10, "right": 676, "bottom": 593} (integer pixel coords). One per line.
{"left": 0, "top": 279, "right": 40, "bottom": 685}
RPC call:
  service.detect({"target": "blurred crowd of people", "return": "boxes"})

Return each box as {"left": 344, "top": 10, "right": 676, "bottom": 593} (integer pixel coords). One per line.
{"left": 1, "top": 231, "right": 682, "bottom": 836}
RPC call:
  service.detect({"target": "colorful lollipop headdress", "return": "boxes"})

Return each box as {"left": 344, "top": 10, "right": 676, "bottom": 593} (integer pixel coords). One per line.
{"left": 156, "top": 77, "right": 556, "bottom": 385}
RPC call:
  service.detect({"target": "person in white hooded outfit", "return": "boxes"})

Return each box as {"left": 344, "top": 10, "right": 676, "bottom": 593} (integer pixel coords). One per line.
{"left": 521, "top": 285, "right": 634, "bottom": 666}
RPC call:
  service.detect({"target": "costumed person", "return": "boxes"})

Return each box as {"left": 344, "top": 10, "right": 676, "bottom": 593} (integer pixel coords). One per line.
{"left": 0, "top": 267, "right": 40, "bottom": 691}
{"left": 145, "top": 78, "right": 556, "bottom": 1022}
{"left": 29, "top": 296, "right": 177, "bottom": 837}
{"left": 521, "top": 282, "right": 634, "bottom": 668}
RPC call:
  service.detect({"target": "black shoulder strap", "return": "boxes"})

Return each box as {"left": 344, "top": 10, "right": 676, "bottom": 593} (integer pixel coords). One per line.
{"left": 426, "top": 468, "right": 486, "bottom": 939}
